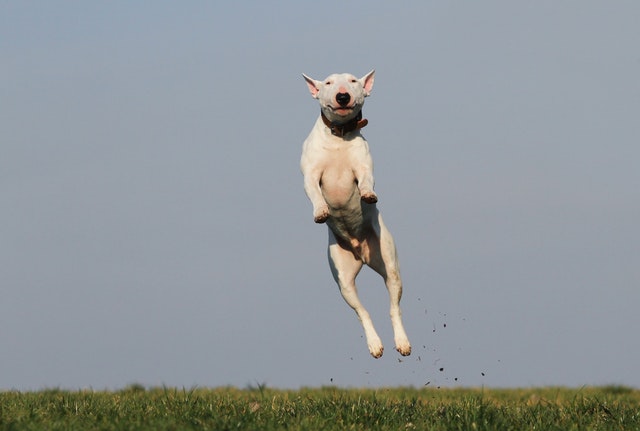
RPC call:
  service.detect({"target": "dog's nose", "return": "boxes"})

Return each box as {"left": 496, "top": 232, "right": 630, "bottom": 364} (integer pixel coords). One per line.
{"left": 336, "top": 92, "right": 351, "bottom": 107}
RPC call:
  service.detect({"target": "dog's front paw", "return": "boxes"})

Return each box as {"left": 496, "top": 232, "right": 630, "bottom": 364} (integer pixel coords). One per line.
{"left": 313, "top": 206, "right": 330, "bottom": 223}
{"left": 360, "top": 191, "right": 378, "bottom": 204}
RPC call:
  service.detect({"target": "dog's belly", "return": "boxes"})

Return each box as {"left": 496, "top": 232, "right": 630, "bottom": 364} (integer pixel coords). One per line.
{"left": 320, "top": 163, "right": 359, "bottom": 206}
{"left": 327, "top": 204, "right": 377, "bottom": 262}
{"left": 321, "top": 182, "right": 359, "bottom": 210}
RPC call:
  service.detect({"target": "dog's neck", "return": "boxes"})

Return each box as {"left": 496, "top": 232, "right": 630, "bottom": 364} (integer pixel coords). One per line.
{"left": 320, "top": 110, "right": 368, "bottom": 137}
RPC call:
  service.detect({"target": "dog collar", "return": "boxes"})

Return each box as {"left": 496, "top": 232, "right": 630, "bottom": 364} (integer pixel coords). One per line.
{"left": 321, "top": 110, "right": 368, "bottom": 137}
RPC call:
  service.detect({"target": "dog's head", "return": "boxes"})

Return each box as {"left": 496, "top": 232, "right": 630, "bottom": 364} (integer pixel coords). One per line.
{"left": 302, "top": 70, "right": 375, "bottom": 124}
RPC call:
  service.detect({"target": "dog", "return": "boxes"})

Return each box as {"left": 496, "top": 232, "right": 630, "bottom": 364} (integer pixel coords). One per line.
{"left": 300, "top": 70, "right": 411, "bottom": 358}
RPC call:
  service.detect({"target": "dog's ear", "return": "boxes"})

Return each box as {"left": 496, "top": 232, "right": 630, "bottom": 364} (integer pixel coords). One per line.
{"left": 302, "top": 74, "right": 321, "bottom": 99}
{"left": 360, "top": 69, "right": 375, "bottom": 97}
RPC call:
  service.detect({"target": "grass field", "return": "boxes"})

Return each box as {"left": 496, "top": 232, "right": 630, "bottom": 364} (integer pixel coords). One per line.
{"left": 1, "top": 385, "right": 638, "bottom": 430}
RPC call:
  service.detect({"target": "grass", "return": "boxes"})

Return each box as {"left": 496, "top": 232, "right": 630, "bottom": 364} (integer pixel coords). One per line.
{"left": 0, "top": 385, "right": 638, "bottom": 430}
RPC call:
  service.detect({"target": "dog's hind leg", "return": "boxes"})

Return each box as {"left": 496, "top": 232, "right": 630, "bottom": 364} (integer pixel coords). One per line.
{"left": 366, "top": 215, "right": 412, "bottom": 356}
{"left": 328, "top": 230, "right": 385, "bottom": 358}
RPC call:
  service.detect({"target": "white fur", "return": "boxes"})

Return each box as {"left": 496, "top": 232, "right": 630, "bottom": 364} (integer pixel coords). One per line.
{"left": 300, "top": 71, "right": 411, "bottom": 358}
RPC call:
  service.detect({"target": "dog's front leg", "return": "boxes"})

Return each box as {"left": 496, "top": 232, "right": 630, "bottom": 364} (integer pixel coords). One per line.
{"left": 302, "top": 168, "right": 330, "bottom": 223}
{"left": 354, "top": 164, "right": 378, "bottom": 204}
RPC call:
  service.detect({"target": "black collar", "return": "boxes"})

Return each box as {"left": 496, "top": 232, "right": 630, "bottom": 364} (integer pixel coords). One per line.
{"left": 320, "top": 110, "right": 368, "bottom": 137}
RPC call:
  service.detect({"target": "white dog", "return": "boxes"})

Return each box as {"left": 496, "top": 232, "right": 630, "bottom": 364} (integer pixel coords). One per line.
{"left": 300, "top": 70, "right": 411, "bottom": 358}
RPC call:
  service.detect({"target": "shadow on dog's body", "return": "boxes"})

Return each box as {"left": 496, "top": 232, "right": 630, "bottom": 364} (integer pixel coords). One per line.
{"left": 300, "top": 71, "right": 411, "bottom": 358}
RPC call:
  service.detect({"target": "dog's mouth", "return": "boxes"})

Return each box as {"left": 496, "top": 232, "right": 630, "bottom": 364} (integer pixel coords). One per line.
{"left": 333, "top": 107, "right": 353, "bottom": 115}
{"left": 327, "top": 105, "right": 355, "bottom": 116}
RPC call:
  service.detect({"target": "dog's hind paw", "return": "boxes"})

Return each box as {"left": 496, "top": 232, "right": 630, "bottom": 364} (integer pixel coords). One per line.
{"left": 368, "top": 340, "right": 384, "bottom": 359}
{"left": 360, "top": 191, "right": 378, "bottom": 204}
{"left": 396, "top": 344, "right": 412, "bottom": 356}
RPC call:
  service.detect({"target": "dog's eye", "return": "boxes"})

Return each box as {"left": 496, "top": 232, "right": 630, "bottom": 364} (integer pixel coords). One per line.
{"left": 325, "top": 81, "right": 332, "bottom": 85}
{"left": 351, "top": 79, "right": 357, "bottom": 83}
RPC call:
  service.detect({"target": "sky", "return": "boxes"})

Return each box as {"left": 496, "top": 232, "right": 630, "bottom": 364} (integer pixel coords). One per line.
{"left": 2, "top": 2, "right": 639, "bottom": 391}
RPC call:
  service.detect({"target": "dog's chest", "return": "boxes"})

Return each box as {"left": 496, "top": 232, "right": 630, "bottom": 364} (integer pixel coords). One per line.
{"left": 307, "top": 128, "right": 366, "bottom": 171}
{"left": 315, "top": 140, "right": 364, "bottom": 202}
{"left": 320, "top": 145, "right": 357, "bottom": 181}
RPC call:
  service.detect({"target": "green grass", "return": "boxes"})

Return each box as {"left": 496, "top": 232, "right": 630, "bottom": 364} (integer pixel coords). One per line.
{"left": 1, "top": 385, "right": 638, "bottom": 430}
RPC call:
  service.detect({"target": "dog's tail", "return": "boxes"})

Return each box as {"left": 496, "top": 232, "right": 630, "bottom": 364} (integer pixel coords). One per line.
{"left": 349, "top": 238, "right": 371, "bottom": 262}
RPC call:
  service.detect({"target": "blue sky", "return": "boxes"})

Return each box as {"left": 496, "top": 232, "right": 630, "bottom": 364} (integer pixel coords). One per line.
{"left": 2, "top": 1, "right": 639, "bottom": 390}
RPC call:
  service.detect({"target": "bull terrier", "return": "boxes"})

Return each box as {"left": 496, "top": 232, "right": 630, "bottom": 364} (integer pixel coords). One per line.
{"left": 300, "top": 70, "right": 411, "bottom": 358}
